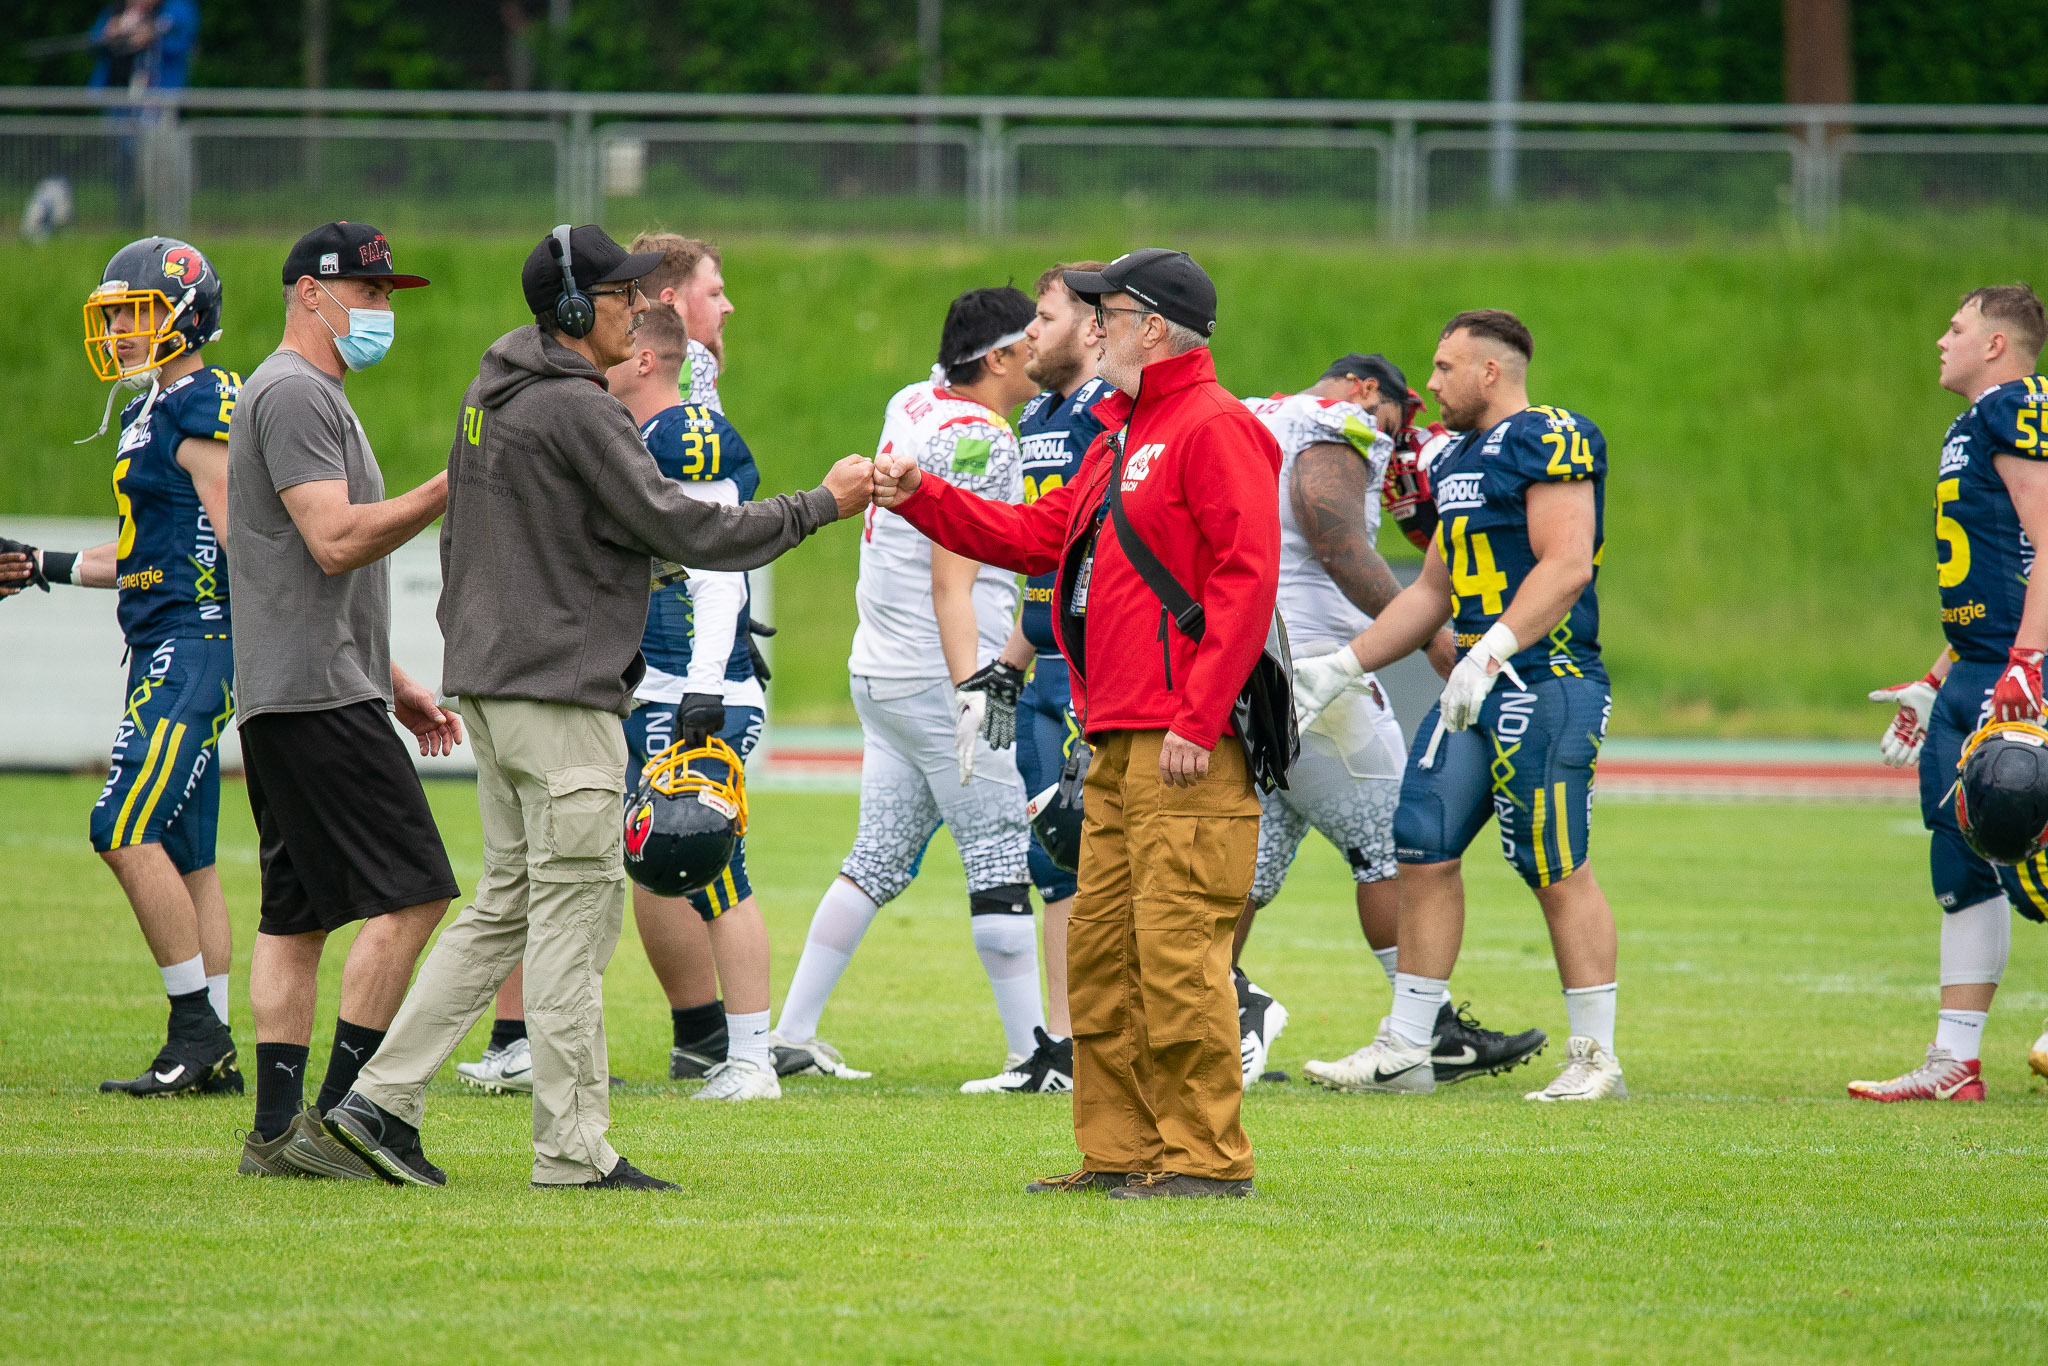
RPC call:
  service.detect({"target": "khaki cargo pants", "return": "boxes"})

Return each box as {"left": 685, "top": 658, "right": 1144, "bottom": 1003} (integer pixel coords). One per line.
{"left": 1068, "top": 729, "right": 1259, "bottom": 1180}
{"left": 354, "top": 696, "right": 629, "bottom": 1185}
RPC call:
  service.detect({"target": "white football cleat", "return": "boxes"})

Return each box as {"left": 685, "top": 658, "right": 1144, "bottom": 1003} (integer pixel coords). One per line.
{"left": 2030, "top": 1019, "right": 2048, "bottom": 1081}
{"left": 960, "top": 1028, "right": 1074, "bottom": 1094}
{"left": 1524, "top": 1036, "right": 1628, "bottom": 1101}
{"left": 960, "top": 1051, "right": 1028, "bottom": 1094}
{"left": 455, "top": 1036, "right": 533, "bottom": 1094}
{"left": 768, "top": 1031, "right": 872, "bottom": 1079}
{"left": 1303, "top": 1019, "right": 1435, "bottom": 1094}
{"left": 692, "top": 1057, "right": 782, "bottom": 1101}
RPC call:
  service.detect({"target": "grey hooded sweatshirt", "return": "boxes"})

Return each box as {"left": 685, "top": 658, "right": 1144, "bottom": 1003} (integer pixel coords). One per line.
{"left": 439, "top": 325, "right": 838, "bottom": 715}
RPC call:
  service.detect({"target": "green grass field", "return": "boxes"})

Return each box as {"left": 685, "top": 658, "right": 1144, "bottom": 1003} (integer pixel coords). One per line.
{"left": 3, "top": 773, "right": 2046, "bottom": 1363}
{"left": 4, "top": 229, "right": 2044, "bottom": 736}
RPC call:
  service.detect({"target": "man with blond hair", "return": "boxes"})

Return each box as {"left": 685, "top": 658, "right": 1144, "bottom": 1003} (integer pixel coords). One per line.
{"left": 631, "top": 232, "right": 731, "bottom": 411}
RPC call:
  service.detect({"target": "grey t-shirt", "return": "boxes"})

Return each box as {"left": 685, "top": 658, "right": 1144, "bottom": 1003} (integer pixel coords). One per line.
{"left": 226, "top": 348, "right": 391, "bottom": 722}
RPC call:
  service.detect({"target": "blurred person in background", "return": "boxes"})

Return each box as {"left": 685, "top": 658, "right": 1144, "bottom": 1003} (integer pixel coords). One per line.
{"left": 88, "top": 0, "right": 199, "bottom": 228}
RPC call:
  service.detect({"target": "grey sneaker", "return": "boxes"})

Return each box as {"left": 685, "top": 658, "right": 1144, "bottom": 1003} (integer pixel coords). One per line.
{"left": 1108, "top": 1172, "right": 1255, "bottom": 1200}
{"left": 279, "top": 1107, "right": 375, "bottom": 1180}
{"left": 237, "top": 1124, "right": 299, "bottom": 1177}
{"left": 1024, "top": 1169, "right": 1130, "bottom": 1194}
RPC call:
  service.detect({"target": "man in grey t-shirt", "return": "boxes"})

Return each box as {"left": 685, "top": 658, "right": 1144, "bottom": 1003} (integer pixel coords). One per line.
{"left": 228, "top": 222, "right": 464, "bottom": 1182}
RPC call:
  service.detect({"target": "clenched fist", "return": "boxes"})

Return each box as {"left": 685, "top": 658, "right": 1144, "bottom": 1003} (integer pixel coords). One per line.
{"left": 873, "top": 448, "right": 923, "bottom": 509}
{"left": 822, "top": 454, "right": 874, "bottom": 519}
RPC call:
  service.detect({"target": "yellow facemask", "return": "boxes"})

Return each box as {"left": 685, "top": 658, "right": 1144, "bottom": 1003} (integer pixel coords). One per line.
{"left": 83, "top": 283, "right": 189, "bottom": 383}
{"left": 637, "top": 735, "right": 749, "bottom": 834}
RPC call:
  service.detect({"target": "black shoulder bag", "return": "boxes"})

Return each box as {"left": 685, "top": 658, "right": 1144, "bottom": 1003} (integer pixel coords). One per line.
{"left": 1105, "top": 437, "right": 1298, "bottom": 792}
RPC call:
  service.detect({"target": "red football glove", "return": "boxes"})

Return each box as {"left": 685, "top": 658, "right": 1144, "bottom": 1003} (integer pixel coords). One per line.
{"left": 1383, "top": 421, "right": 1449, "bottom": 550}
{"left": 1992, "top": 647, "right": 2046, "bottom": 722}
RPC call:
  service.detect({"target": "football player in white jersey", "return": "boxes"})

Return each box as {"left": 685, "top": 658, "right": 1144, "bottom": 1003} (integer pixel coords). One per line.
{"left": 1238, "top": 354, "right": 1548, "bottom": 1088}
{"left": 771, "top": 287, "right": 1048, "bottom": 1082}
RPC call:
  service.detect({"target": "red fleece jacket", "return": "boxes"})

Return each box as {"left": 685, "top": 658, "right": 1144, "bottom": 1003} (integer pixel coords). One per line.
{"left": 893, "top": 346, "right": 1281, "bottom": 749}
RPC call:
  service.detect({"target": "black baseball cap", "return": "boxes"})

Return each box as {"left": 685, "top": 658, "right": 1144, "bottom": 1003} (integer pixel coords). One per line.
{"left": 282, "top": 221, "right": 429, "bottom": 289}
{"left": 1064, "top": 248, "right": 1218, "bottom": 337}
{"left": 521, "top": 225, "right": 665, "bottom": 315}
{"left": 1322, "top": 352, "right": 1414, "bottom": 407}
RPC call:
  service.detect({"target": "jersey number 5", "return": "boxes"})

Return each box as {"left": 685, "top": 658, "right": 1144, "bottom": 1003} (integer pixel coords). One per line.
{"left": 1441, "top": 515, "right": 1509, "bottom": 616}
{"left": 1936, "top": 478, "right": 1972, "bottom": 589}
{"left": 112, "top": 457, "right": 136, "bottom": 559}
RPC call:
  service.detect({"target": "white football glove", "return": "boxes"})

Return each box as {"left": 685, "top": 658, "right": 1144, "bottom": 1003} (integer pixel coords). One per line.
{"left": 1439, "top": 622, "right": 1521, "bottom": 732}
{"left": 954, "top": 687, "right": 988, "bottom": 785}
{"left": 1292, "top": 646, "right": 1364, "bottom": 732}
{"left": 1869, "top": 671, "right": 1940, "bottom": 768}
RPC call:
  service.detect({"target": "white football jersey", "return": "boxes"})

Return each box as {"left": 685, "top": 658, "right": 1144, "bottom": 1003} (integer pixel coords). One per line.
{"left": 1242, "top": 392, "right": 1394, "bottom": 648}
{"left": 849, "top": 379, "right": 1023, "bottom": 679}
{"left": 683, "top": 339, "right": 722, "bottom": 412}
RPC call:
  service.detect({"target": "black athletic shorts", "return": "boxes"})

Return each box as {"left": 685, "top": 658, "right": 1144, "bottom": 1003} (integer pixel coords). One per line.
{"left": 241, "top": 699, "right": 461, "bottom": 937}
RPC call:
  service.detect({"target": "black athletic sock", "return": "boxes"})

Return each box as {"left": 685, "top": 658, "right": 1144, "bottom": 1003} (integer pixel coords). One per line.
{"left": 314, "top": 1018, "right": 387, "bottom": 1117}
{"left": 489, "top": 1017, "right": 527, "bottom": 1051}
{"left": 672, "top": 999, "right": 727, "bottom": 1060}
{"left": 167, "top": 986, "right": 217, "bottom": 1039}
{"left": 253, "top": 1043, "right": 309, "bottom": 1141}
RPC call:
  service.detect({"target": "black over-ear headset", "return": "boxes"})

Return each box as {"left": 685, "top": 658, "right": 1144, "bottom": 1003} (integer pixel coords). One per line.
{"left": 550, "top": 223, "right": 595, "bottom": 339}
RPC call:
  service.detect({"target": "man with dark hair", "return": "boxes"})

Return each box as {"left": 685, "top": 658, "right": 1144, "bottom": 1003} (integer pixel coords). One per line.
{"left": 322, "top": 226, "right": 872, "bottom": 1190}
{"left": 1856, "top": 282, "right": 2048, "bottom": 1101}
{"left": 772, "top": 286, "right": 1047, "bottom": 1085}
{"left": 874, "top": 248, "right": 1283, "bottom": 1198}
{"left": 1292, "top": 308, "right": 1625, "bottom": 1102}
{"left": 227, "top": 222, "right": 460, "bottom": 1179}
{"left": 958, "top": 261, "right": 1110, "bottom": 1095}
{"left": 1240, "top": 354, "right": 1546, "bottom": 1093}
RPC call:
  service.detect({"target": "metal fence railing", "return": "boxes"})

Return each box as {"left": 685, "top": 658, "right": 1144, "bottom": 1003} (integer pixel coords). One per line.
{"left": 5, "top": 88, "right": 2048, "bottom": 242}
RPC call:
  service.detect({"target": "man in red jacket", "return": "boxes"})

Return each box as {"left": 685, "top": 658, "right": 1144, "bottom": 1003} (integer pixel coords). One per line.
{"left": 874, "top": 249, "right": 1281, "bottom": 1199}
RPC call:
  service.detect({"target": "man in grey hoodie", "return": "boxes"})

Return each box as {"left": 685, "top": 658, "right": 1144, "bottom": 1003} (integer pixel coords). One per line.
{"left": 327, "top": 226, "right": 872, "bottom": 1191}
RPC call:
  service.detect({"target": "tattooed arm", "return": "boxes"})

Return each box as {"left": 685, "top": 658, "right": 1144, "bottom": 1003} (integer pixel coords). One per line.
{"left": 1290, "top": 441, "right": 1458, "bottom": 679}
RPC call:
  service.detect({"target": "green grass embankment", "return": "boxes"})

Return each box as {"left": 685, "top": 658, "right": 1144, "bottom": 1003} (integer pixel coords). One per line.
{"left": 0, "top": 230, "right": 2029, "bottom": 735}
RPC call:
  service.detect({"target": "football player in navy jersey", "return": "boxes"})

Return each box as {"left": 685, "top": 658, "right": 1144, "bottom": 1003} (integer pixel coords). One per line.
{"left": 0, "top": 238, "right": 242, "bottom": 1096}
{"left": 1291, "top": 309, "right": 1625, "bottom": 1101}
{"left": 955, "top": 261, "right": 1108, "bottom": 1094}
{"left": 1855, "top": 284, "right": 2048, "bottom": 1102}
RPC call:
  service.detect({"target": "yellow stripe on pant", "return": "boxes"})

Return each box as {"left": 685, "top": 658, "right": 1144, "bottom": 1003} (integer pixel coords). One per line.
{"left": 110, "top": 718, "right": 169, "bottom": 846}
{"left": 1532, "top": 786, "right": 1550, "bottom": 887}
{"left": 1553, "top": 781, "right": 1574, "bottom": 881}
{"left": 129, "top": 722, "right": 188, "bottom": 844}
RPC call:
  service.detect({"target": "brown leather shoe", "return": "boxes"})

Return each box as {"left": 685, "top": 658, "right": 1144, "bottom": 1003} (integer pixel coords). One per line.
{"left": 1024, "top": 1169, "right": 1129, "bottom": 1194}
{"left": 1107, "top": 1171, "right": 1255, "bottom": 1200}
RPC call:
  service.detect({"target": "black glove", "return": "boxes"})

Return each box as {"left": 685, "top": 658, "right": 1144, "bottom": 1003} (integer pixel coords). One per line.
{"left": 745, "top": 619, "right": 776, "bottom": 683}
{"left": 957, "top": 660, "right": 1026, "bottom": 750}
{"left": 0, "top": 537, "right": 50, "bottom": 598}
{"left": 675, "top": 692, "right": 726, "bottom": 746}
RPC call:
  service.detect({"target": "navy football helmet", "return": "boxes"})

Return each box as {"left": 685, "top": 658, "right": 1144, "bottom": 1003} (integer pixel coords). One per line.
{"left": 84, "top": 236, "right": 224, "bottom": 382}
{"left": 1027, "top": 733, "right": 1091, "bottom": 875}
{"left": 623, "top": 736, "right": 748, "bottom": 896}
{"left": 1956, "top": 721, "right": 2048, "bottom": 865}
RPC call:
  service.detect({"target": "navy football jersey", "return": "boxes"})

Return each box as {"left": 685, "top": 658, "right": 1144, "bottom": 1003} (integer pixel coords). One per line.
{"left": 1428, "top": 404, "right": 1606, "bottom": 680}
{"left": 639, "top": 403, "right": 759, "bottom": 684}
{"left": 112, "top": 367, "right": 237, "bottom": 646}
{"left": 1936, "top": 376, "right": 2048, "bottom": 662}
{"left": 1015, "top": 375, "right": 1110, "bottom": 652}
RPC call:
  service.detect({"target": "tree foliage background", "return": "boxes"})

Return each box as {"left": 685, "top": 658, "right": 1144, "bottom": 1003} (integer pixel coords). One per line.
{"left": 5, "top": 0, "right": 2047, "bottom": 103}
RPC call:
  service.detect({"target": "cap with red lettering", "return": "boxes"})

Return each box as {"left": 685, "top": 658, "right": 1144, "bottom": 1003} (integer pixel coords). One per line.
{"left": 282, "top": 221, "right": 430, "bottom": 289}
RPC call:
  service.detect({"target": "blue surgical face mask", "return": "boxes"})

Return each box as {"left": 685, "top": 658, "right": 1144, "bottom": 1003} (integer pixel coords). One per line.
{"left": 317, "top": 284, "right": 395, "bottom": 371}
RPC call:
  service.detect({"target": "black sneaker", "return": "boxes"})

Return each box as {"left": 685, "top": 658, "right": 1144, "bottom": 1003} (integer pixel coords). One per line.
{"left": 960, "top": 1027, "right": 1074, "bottom": 1094}
{"left": 669, "top": 1046, "right": 719, "bottom": 1080}
{"left": 538, "top": 1155, "right": 679, "bottom": 1192}
{"left": 1024, "top": 1169, "right": 1129, "bottom": 1194}
{"left": 99, "top": 1021, "right": 237, "bottom": 1097}
{"left": 1108, "top": 1171, "right": 1255, "bottom": 1200}
{"left": 1431, "top": 1000, "right": 1547, "bottom": 1084}
{"left": 323, "top": 1090, "right": 446, "bottom": 1187}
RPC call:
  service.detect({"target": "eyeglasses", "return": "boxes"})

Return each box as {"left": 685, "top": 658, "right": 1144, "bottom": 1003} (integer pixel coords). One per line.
{"left": 1092, "top": 304, "right": 1148, "bottom": 330}
{"left": 591, "top": 283, "right": 642, "bottom": 304}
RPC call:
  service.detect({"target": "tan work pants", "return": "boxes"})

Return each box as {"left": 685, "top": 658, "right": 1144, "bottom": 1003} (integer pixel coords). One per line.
{"left": 1067, "top": 729, "right": 1259, "bottom": 1180}
{"left": 354, "top": 696, "right": 629, "bottom": 1185}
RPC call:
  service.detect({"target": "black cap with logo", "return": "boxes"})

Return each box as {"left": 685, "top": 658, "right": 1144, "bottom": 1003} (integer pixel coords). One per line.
{"left": 1321, "top": 352, "right": 1415, "bottom": 409}
{"left": 520, "top": 225, "right": 665, "bottom": 315}
{"left": 282, "top": 221, "right": 429, "bottom": 289}
{"left": 1063, "top": 248, "right": 1218, "bottom": 337}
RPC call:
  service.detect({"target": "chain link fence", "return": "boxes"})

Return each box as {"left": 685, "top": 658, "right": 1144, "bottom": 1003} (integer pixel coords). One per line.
{"left": 5, "top": 90, "right": 2048, "bottom": 242}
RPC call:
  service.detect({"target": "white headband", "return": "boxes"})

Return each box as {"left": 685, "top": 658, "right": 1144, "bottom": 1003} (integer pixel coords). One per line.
{"left": 931, "top": 327, "right": 1030, "bottom": 384}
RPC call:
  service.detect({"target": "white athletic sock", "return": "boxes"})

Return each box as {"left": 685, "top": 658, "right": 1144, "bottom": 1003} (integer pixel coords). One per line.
{"left": 1939, "top": 895, "right": 2011, "bottom": 986}
{"left": 775, "top": 880, "right": 881, "bottom": 1042}
{"left": 972, "top": 913, "right": 1045, "bottom": 1058}
{"left": 160, "top": 952, "right": 205, "bottom": 1000}
{"left": 1935, "top": 1009, "right": 1988, "bottom": 1063}
{"left": 1372, "top": 946, "right": 1400, "bottom": 986}
{"left": 725, "top": 1009, "right": 772, "bottom": 1070}
{"left": 1389, "top": 972, "right": 1447, "bottom": 1048}
{"left": 1564, "top": 982, "right": 1618, "bottom": 1054}
{"left": 205, "top": 972, "right": 230, "bottom": 1025}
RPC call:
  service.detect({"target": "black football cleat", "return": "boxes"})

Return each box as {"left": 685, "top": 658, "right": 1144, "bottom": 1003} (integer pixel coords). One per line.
{"left": 323, "top": 1090, "right": 446, "bottom": 1187}
{"left": 200, "top": 1062, "right": 245, "bottom": 1095}
{"left": 100, "top": 1021, "right": 237, "bottom": 1098}
{"left": 1430, "top": 1000, "right": 1546, "bottom": 1084}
